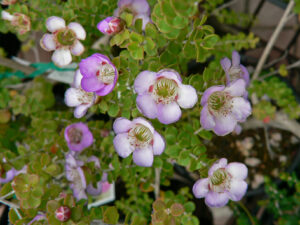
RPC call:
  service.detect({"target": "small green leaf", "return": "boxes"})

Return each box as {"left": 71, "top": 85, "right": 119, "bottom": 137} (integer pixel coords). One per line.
{"left": 103, "top": 207, "right": 119, "bottom": 224}
{"left": 128, "top": 42, "right": 144, "bottom": 60}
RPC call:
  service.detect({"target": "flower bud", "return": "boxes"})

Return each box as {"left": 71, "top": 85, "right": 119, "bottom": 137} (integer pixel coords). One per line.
{"left": 97, "top": 17, "right": 124, "bottom": 35}
{"left": 55, "top": 206, "right": 71, "bottom": 222}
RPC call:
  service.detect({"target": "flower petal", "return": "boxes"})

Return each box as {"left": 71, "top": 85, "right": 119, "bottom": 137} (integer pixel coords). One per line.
{"left": 136, "top": 94, "right": 158, "bottom": 119}
{"left": 231, "top": 97, "right": 251, "bottom": 121}
{"left": 74, "top": 104, "right": 90, "bottom": 118}
{"left": 205, "top": 191, "right": 229, "bottom": 208}
{"left": 95, "top": 83, "right": 116, "bottom": 96}
{"left": 226, "top": 162, "right": 248, "bottom": 180}
{"left": 113, "top": 133, "right": 134, "bottom": 158}
{"left": 132, "top": 147, "right": 154, "bottom": 167}
{"left": 240, "top": 65, "right": 250, "bottom": 86}
{"left": 40, "top": 34, "right": 56, "bottom": 51}
{"left": 208, "top": 158, "right": 228, "bottom": 176}
{"left": 0, "top": 169, "right": 16, "bottom": 183}
{"left": 157, "top": 102, "right": 181, "bottom": 124}
{"left": 192, "top": 178, "right": 209, "bottom": 198}
{"left": 86, "top": 182, "right": 102, "bottom": 196}
{"left": 2, "top": 11, "right": 14, "bottom": 21}
{"left": 213, "top": 114, "right": 237, "bottom": 136}
{"left": 227, "top": 180, "right": 247, "bottom": 201}
{"left": 200, "top": 105, "right": 215, "bottom": 130}
{"left": 232, "top": 51, "right": 240, "bottom": 67}
{"left": 132, "top": 0, "right": 150, "bottom": 14}
{"left": 220, "top": 57, "right": 231, "bottom": 72}
{"left": 157, "top": 69, "right": 182, "bottom": 83}
{"left": 152, "top": 131, "right": 165, "bottom": 155}
{"left": 81, "top": 129, "right": 94, "bottom": 149}
{"left": 201, "top": 85, "right": 225, "bottom": 106}
{"left": 79, "top": 54, "right": 102, "bottom": 78}
{"left": 68, "top": 22, "right": 86, "bottom": 40}
{"left": 73, "top": 70, "right": 83, "bottom": 88}
{"left": 177, "top": 84, "right": 198, "bottom": 109}
{"left": 46, "top": 16, "right": 65, "bottom": 32}
{"left": 70, "top": 40, "right": 84, "bottom": 56}
{"left": 233, "top": 124, "right": 242, "bottom": 135}
{"left": 81, "top": 76, "right": 104, "bottom": 92}
{"left": 52, "top": 49, "right": 72, "bottom": 67}
{"left": 132, "top": 117, "right": 154, "bottom": 133}
{"left": 113, "top": 117, "right": 133, "bottom": 134}
{"left": 64, "top": 88, "right": 82, "bottom": 107}
{"left": 224, "top": 79, "right": 246, "bottom": 97}
{"left": 134, "top": 71, "right": 156, "bottom": 95}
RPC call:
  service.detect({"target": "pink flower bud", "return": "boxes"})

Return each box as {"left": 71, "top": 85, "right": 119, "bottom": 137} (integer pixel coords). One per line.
{"left": 97, "top": 17, "right": 124, "bottom": 35}
{"left": 55, "top": 206, "right": 71, "bottom": 222}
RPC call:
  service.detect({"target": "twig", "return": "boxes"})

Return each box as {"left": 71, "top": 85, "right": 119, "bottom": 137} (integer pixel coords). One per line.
{"left": 154, "top": 168, "right": 161, "bottom": 199}
{"left": 262, "top": 50, "right": 288, "bottom": 69}
{"left": 14, "top": 208, "right": 22, "bottom": 219}
{"left": 0, "top": 56, "right": 35, "bottom": 75}
{"left": 263, "top": 125, "right": 275, "bottom": 159}
{"left": 252, "top": 0, "right": 295, "bottom": 81}
{"left": 194, "top": 127, "right": 203, "bottom": 135}
{"left": 0, "top": 198, "right": 20, "bottom": 209}
{"left": 238, "top": 201, "right": 256, "bottom": 225}
{"left": 0, "top": 191, "right": 15, "bottom": 199}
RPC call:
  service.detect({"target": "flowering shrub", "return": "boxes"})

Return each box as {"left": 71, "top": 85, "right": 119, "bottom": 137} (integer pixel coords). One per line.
{"left": 0, "top": 0, "right": 300, "bottom": 225}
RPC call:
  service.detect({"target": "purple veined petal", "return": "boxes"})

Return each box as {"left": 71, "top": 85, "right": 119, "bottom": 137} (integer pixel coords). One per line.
{"left": 227, "top": 179, "right": 248, "bottom": 201}
{"left": 87, "top": 156, "right": 100, "bottom": 168}
{"left": 240, "top": 65, "right": 250, "bottom": 86}
{"left": 156, "top": 69, "right": 182, "bottom": 83}
{"left": 220, "top": 57, "right": 231, "bottom": 72}
{"left": 134, "top": 70, "right": 156, "bottom": 95}
{"left": 208, "top": 158, "right": 228, "bottom": 176}
{"left": 52, "top": 48, "right": 72, "bottom": 67}
{"left": 157, "top": 102, "right": 182, "bottom": 124}
{"left": 81, "top": 76, "right": 105, "bottom": 92}
{"left": 213, "top": 114, "right": 237, "bottom": 136}
{"left": 224, "top": 79, "right": 246, "bottom": 97}
{"left": 0, "top": 169, "right": 16, "bottom": 183}
{"left": 232, "top": 51, "right": 240, "bottom": 67}
{"left": 177, "top": 84, "right": 198, "bottom": 109}
{"left": 134, "top": 13, "right": 151, "bottom": 30}
{"left": 200, "top": 105, "right": 215, "bottom": 130}
{"left": 64, "top": 87, "right": 82, "bottom": 107}
{"left": 95, "top": 82, "right": 116, "bottom": 96}
{"left": 46, "top": 16, "right": 66, "bottom": 32}
{"left": 113, "top": 133, "right": 134, "bottom": 158}
{"left": 201, "top": 85, "right": 225, "bottom": 106}
{"left": 231, "top": 97, "right": 251, "bottom": 121}
{"left": 136, "top": 94, "right": 158, "bottom": 119}
{"left": 113, "top": 117, "right": 133, "bottom": 134}
{"left": 132, "top": 117, "right": 154, "bottom": 134}
{"left": 40, "top": 33, "right": 56, "bottom": 51}
{"left": 73, "top": 69, "right": 83, "bottom": 88}
{"left": 132, "top": 0, "right": 150, "bottom": 14}
{"left": 74, "top": 104, "right": 90, "bottom": 118}
{"left": 233, "top": 124, "right": 242, "bottom": 135}
{"left": 2, "top": 11, "right": 14, "bottom": 21}
{"left": 226, "top": 162, "right": 248, "bottom": 180}
{"left": 132, "top": 146, "right": 154, "bottom": 167}
{"left": 79, "top": 54, "right": 103, "bottom": 78}
{"left": 192, "top": 178, "right": 209, "bottom": 198}
{"left": 205, "top": 191, "right": 229, "bottom": 208}
{"left": 86, "top": 182, "right": 102, "bottom": 196}
{"left": 70, "top": 40, "right": 84, "bottom": 56}
{"left": 152, "top": 131, "right": 165, "bottom": 155}
{"left": 68, "top": 22, "right": 86, "bottom": 40}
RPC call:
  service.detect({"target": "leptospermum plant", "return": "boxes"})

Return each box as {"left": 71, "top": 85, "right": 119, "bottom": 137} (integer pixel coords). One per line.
{"left": 134, "top": 69, "right": 198, "bottom": 124}
{"left": 40, "top": 16, "right": 86, "bottom": 67}
{"left": 113, "top": 117, "right": 165, "bottom": 167}
{"left": 1, "top": 11, "right": 31, "bottom": 35}
{"left": 193, "top": 158, "right": 248, "bottom": 208}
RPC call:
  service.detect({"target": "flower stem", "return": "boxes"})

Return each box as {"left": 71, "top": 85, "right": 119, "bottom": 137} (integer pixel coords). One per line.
{"left": 238, "top": 201, "right": 256, "bottom": 225}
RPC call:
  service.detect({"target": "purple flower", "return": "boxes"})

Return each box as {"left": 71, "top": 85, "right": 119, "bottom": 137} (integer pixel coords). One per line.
{"left": 97, "top": 16, "right": 124, "bottom": 35}
{"left": 193, "top": 158, "right": 248, "bottom": 208}
{"left": 0, "top": 159, "right": 27, "bottom": 184}
{"left": 79, "top": 53, "right": 118, "bottom": 96}
{"left": 113, "top": 117, "right": 165, "bottom": 167}
{"left": 64, "top": 70, "right": 97, "bottom": 118}
{"left": 65, "top": 153, "right": 87, "bottom": 201}
{"left": 28, "top": 214, "right": 46, "bottom": 225}
{"left": 40, "top": 16, "right": 86, "bottom": 67}
{"left": 134, "top": 69, "right": 198, "bottom": 124}
{"left": 221, "top": 51, "right": 249, "bottom": 86}
{"left": 114, "top": 0, "right": 151, "bottom": 30}
{"left": 64, "top": 123, "right": 93, "bottom": 152}
{"left": 200, "top": 79, "right": 251, "bottom": 136}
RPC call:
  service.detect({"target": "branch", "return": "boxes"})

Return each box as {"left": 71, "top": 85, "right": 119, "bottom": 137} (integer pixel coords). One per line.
{"left": 154, "top": 168, "right": 161, "bottom": 199}
{"left": 252, "top": 0, "right": 295, "bottom": 81}
{"left": 0, "top": 56, "right": 35, "bottom": 75}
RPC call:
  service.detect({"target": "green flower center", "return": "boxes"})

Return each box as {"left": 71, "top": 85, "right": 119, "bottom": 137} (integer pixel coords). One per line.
{"left": 97, "top": 64, "right": 116, "bottom": 84}
{"left": 153, "top": 78, "right": 178, "bottom": 104}
{"left": 210, "top": 169, "right": 228, "bottom": 185}
{"left": 77, "top": 89, "right": 94, "bottom": 104}
{"left": 128, "top": 124, "right": 153, "bottom": 147}
{"left": 56, "top": 28, "right": 76, "bottom": 46}
{"left": 208, "top": 91, "right": 228, "bottom": 111}
{"left": 68, "top": 128, "right": 83, "bottom": 144}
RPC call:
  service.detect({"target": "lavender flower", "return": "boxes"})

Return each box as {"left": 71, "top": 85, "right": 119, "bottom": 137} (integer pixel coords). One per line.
{"left": 114, "top": 0, "right": 151, "bottom": 29}
{"left": 134, "top": 69, "right": 198, "bottom": 124}
{"left": 2, "top": 11, "right": 31, "bottom": 35}
{"left": 28, "top": 214, "right": 46, "bottom": 225}
{"left": 113, "top": 117, "right": 165, "bottom": 167}
{"left": 64, "top": 70, "right": 97, "bottom": 118}
{"left": 97, "top": 17, "right": 124, "bottom": 35}
{"left": 200, "top": 79, "right": 251, "bottom": 136}
{"left": 221, "top": 51, "right": 249, "bottom": 86}
{"left": 64, "top": 123, "right": 93, "bottom": 152}
{"left": 0, "top": 159, "right": 27, "bottom": 184}
{"left": 193, "top": 158, "right": 248, "bottom": 208}
{"left": 40, "top": 16, "right": 86, "bottom": 67}
{"left": 79, "top": 53, "right": 118, "bottom": 96}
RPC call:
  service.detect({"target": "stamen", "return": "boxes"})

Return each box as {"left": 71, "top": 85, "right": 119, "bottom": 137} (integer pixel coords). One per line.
{"left": 128, "top": 124, "right": 153, "bottom": 147}
{"left": 152, "top": 78, "right": 178, "bottom": 104}
{"left": 77, "top": 89, "right": 94, "bottom": 104}
{"left": 68, "top": 128, "right": 83, "bottom": 144}
{"left": 97, "top": 64, "right": 115, "bottom": 84}
{"left": 208, "top": 169, "right": 231, "bottom": 193}
{"left": 208, "top": 91, "right": 232, "bottom": 116}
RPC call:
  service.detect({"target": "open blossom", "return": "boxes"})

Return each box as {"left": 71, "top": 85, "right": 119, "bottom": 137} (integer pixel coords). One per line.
{"left": 2, "top": 11, "right": 31, "bottom": 35}
{"left": 200, "top": 79, "right": 251, "bottom": 136}
{"left": 193, "top": 158, "right": 248, "bottom": 208}
{"left": 65, "top": 70, "right": 97, "bottom": 118}
{"left": 221, "top": 51, "right": 249, "bottom": 86}
{"left": 40, "top": 16, "right": 86, "bottom": 67}
{"left": 113, "top": 117, "right": 165, "bottom": 167}
{"left": 79, "top": 53, "right": 118, "bottom": 96}
{"left": 114, "top": 0, "right": 151, "bottom": 30}
{"left": 134, "top": 69, "right": 198, "bottom": 124}
{"left": 97, "top": 17, "right": 124, "bottom": 35}
{"left": 64, "top": 123, "right": 93, "bottom": 152}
